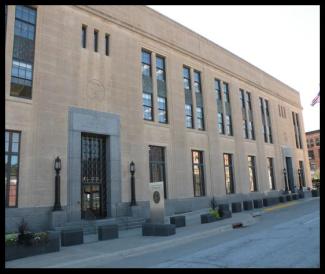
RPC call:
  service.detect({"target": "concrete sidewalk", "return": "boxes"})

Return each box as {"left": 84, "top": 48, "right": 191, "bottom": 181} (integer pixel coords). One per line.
{"left": 6, "top": 197, "right": 317, "bottom": 268}
{"left": 6, "top": 208, "right": 258, "bottom": 268}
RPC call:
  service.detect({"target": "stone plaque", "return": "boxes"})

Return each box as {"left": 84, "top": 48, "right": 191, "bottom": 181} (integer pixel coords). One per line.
{"left": 148, "top": 181, "right": 165, "bottom": 224}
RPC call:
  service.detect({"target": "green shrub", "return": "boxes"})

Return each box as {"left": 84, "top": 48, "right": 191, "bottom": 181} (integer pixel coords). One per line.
{"left": 209, "top": 208, "right": 220, "bottom": 219}
{"left": 5, "top": 233, "right": 18, "bottom": 246}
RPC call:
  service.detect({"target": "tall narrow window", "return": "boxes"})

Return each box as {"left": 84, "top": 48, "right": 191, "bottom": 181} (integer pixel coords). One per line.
{"left": 10, "top": 5, "right": 37, "bottom": 99}
{"left": 194, "top": 71, "right": 204, "bottom": 130}
{"left": 183, "top": 67, "right": 193, "bottom": 128}
{"left": 94, "top": 29, "right": 98, "bottom": 52}
{"left": 299, "top": 161, "right": 306, "bottom": 187}
{"left": 105, "top": 33, "right": 109, "bottom": 56}
{"left": 248, "top": 156, "right": 258, "bottom": 192}
{"left": 82, "top": 25, "right": 87, "bottom": 48}
{"left": 149, "top": 146, "right": 167, "bottom": 199}
{"left": 192, "top": 150, "right": 205, "bottom": 197}
{"left": 215, "top": 80, "right": 233, "bottom": 136}
{"left": 142, "top": 50, "right": 153, "bottom": 121}
{"left": 240, "top": 89, "right": 248, "bottom": 139}
{"left": 241, "top": 91, "right": 255, "bottom": 140}
{"left": 267, "top": 157, "right": 275, "bottom": 190}
{"left": 5, "top": 130, "right": 21, "bottom": 207}
{"left": 292, "top": 112, "right": 302, "bottom": 149}
{"left": 156, "top": 55, "right": 168, "bottom": 124}
{"left": 224, "top": 154, "right": 235, "bottom": 194}
{"left": 260, "top": 98, "right": 273, "bottom": 143}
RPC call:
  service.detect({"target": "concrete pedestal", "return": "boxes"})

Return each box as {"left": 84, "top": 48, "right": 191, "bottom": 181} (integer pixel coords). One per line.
{"left": 50, "top": 210, "right": 67, "bottom": 229}
{"left": 142, "top": 223, "right": 176, "bottom": 236}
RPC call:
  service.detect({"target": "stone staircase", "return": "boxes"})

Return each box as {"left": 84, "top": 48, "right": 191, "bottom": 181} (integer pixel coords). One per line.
{"left": 54, "top": 216, "right": 146, "bottom": 235}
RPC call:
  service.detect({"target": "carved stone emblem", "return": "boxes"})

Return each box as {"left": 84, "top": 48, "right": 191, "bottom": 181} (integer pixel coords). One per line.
{"left": 153, "top": 191, "right": 160, "bottom": 204}
{"left": 87, "top": 79, "right": 105, "bottom": 100}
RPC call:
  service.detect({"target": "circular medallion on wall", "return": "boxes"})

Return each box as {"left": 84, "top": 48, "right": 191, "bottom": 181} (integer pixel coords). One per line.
{"left": 87, "top": 79, "right": 105, "bottom": 100}
{"left": 153, "top": 191, "right": 160, "bottom": 204}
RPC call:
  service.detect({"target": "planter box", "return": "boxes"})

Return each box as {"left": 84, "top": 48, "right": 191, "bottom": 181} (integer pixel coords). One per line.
{"left": 253, "top": 199, "right": 263, "bottom": 208}
{"left": 200, "top": 213, "right": 222, "bottom": 224}
{"left": 279, "top": 196, "right": 287, "bottom": 203}
{"left": 218, "top": 204, "right": 232, "bottom": 219}
{"left": 286, "top": 195, "right": 292, "bottom": 201}
{"left": 5, "top": 231, "right": 60, "bottom": 261}
{"left": 298, "top": 191, "right": 305, "bottom": 199}
{"left": 98, "top": 224, "right": 118, "bottom": 241}
{"left": 243, "top": 200, "right": 253, "bottom": 210}
{"left": 231, "top": 202, "right": 242, "bottom": 213}
{"left": 311, "top": 189, "right": 319, "bottom": 197}
{"left": 61, "top": 228, "right": 83, "bottom": 246}
{"left": 292, "top": 193, "right": 298, "bottom": 200}
{"left": 142, "top": 223, "right": 176, "bottom": 236}
{"left": 170, "top": 215, "right": 186, "bottom": 227}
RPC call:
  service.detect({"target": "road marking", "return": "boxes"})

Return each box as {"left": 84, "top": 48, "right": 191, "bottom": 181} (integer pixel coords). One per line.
{"left": 303, "top": 217, "right": 319, "bottom": 225}
{"left": 263, "top": 201, "right": 299, "bottom": 212}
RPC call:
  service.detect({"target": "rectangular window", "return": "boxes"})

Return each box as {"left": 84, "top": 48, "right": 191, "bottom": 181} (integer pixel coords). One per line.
{"left": 5, "top": 130, "right": 21, "bottom": 207}
{"left": 149, "top": 146, "right": 167, "bottom": 199}
{"left": 192, "top": 150, "right": 205, "bottom": 197}
{"left": 260, "top": 98, "right": 273, "bottom": 143}
{"left": 82, "top": 25, "right": 87, "bottom": 48}
{"left": 10, "top": 5, "right": 37, "bottom": 99}
{"left": 156, "top": 56, "right": 168, "bottom": 124}
{"left": 240, "top": 89, "right": 254, "bottom": 140}
{"left": 215, "top": 79, "right": 222, "bottom": 101}
{"left": 143, "top": 93, "right": 153, "bottom": 121}
{"left": 196, "top": 107, "right": 204, "bottom": 130}
{"left": 142, "top": 50, "right": 153, "bottom": 121}
{"left": 218, "top": 113, "right": 224, "bottom": 134}
{"left": 193, "top": 70, "right": 201, "bottom": 93}
{"left": 308, "top": 150, "right": 314, "bottom": 160}
{"left": 225, "top": 115, "right": 233, "bottom": 136}
{"left": 316, "top": 138, "right": 320, "bottom": 146}
{"left": 267, "top": 157, "right": 275, "bottom": 190}
{"left": 94, "top": 30, "right": 98, "bottom": 52}
{"left": 299, "top": 161, "right": 306, "bottom": 187}
{"left": 185, "top": 104, "right": 193, "bottom": 128}
{"left": 105, "top": 33, "right": 109, "bottom": 56}
{"left": 158, "top": 97, "right": 167, "bottom": 123}
{"left": 184, "top": 66, "right": 193, "bottom": 128}
{"left": 224, "top": 154, "right": 235, "bottom": 194}
{"left": 248, "top": 156, "right": 257, "bottom": 192}
{"left": 292, "top": 112, "right": 302, "bottom": 149}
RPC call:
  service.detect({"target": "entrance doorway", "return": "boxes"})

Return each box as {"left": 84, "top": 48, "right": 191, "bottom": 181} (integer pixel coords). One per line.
{"left": 81, "top": 133, "right": 107, "bottom": 219}
{"left": 285, "top": 157, "right": 295, "bottom": 192}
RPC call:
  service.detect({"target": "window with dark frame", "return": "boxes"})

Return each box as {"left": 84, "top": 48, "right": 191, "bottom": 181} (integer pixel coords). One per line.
{"left": 5, "top": 130, "right": 21, "bottom": 208}
{"left": 94, "top": 29, "right": 98, "bottom": 52}
{"left": 299, "top": 161, "right": 306, "bottom": 187}
{"left": 105, "top": 33, "right": 109, "bottom": 56}
{"left": 267, "top": 157, "right": 276, "bottom": 190}
{"left": 224, "top": 153, "right": 235, "bottom": 194}
{"left": 149, "top": 146, "right": 167, "bottom": 199}
{"left": 248, "top": 155, "right": 258, "bottom": 192}
{"left": 183, "top": 66, "right": 193, "bottom": 128}
{"left": 260, "top": 97, "right": 273, "bottom": 143}
{"left": 142, "top": 50, "right": 153, "bottom": 121}
{"left": 194, "top": 70, "right": 205, "bottom": 130}
{"left": 156, "top": 55, "right": 168, "bottom": 124}
{"left": 82, "top": 25, "right": 87, "bottom": 48}
{"left": 292, "top": 112, "right": 303, "bottom": 149}
{"left": 10, "top": 5, "right": 37, "bottom": 99}
{"left": 192, "top": 150, "right": 205, "bottom": 197}
{"left": 215, "top": 80, "right": 232, "bottom": 136}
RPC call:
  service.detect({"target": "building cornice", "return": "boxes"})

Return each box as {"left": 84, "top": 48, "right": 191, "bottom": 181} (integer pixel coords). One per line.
{"left": 74, "top": 5, "right": 302, "bottom": 109}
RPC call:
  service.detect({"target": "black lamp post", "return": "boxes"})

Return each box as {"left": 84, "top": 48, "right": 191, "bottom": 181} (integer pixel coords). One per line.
{"left": 130, "top": 161, "right": 137, "bottom": 206}
{"left": 298, "top": 168, "right": 303, "bottom": 191}
{"left": 283, "top": 168, "right": 289, "bottom": 193}
{"left": 53, "top": 156, "right": 62, "bottom": 211}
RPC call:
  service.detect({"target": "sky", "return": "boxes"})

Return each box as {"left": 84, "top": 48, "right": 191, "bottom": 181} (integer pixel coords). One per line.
{"left": 148, "top": 5, "right": 320, "bottom": 132}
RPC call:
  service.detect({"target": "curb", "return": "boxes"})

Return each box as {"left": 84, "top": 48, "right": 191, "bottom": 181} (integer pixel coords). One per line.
{"left": 45, "top": 217, "right": 255, "bottom": 268}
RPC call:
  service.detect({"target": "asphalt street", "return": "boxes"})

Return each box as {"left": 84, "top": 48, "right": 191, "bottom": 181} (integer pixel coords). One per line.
{"left": 105, "top": 198, "right": 320, "bottom": 268}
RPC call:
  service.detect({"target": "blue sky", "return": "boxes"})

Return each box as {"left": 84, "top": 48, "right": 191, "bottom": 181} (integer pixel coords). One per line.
{"left": 148, "top": 5, "right": 320, "bottom": 132}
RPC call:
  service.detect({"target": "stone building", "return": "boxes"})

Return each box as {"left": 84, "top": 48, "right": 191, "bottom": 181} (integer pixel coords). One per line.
{"left": 5, "top": 5, "right": 312, "bottom": 232}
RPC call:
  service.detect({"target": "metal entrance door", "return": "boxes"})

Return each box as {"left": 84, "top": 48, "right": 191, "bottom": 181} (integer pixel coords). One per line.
{"left": 81, "top": 133, "right": 107, "bottom": 219}
{"left": 285, "top": 157, "right": 295, "bottom": 193}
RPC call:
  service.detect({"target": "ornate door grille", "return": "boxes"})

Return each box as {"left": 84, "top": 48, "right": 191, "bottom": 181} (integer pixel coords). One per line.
{"left": 81, "top": 133, "right": 107, "bottom": 219}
